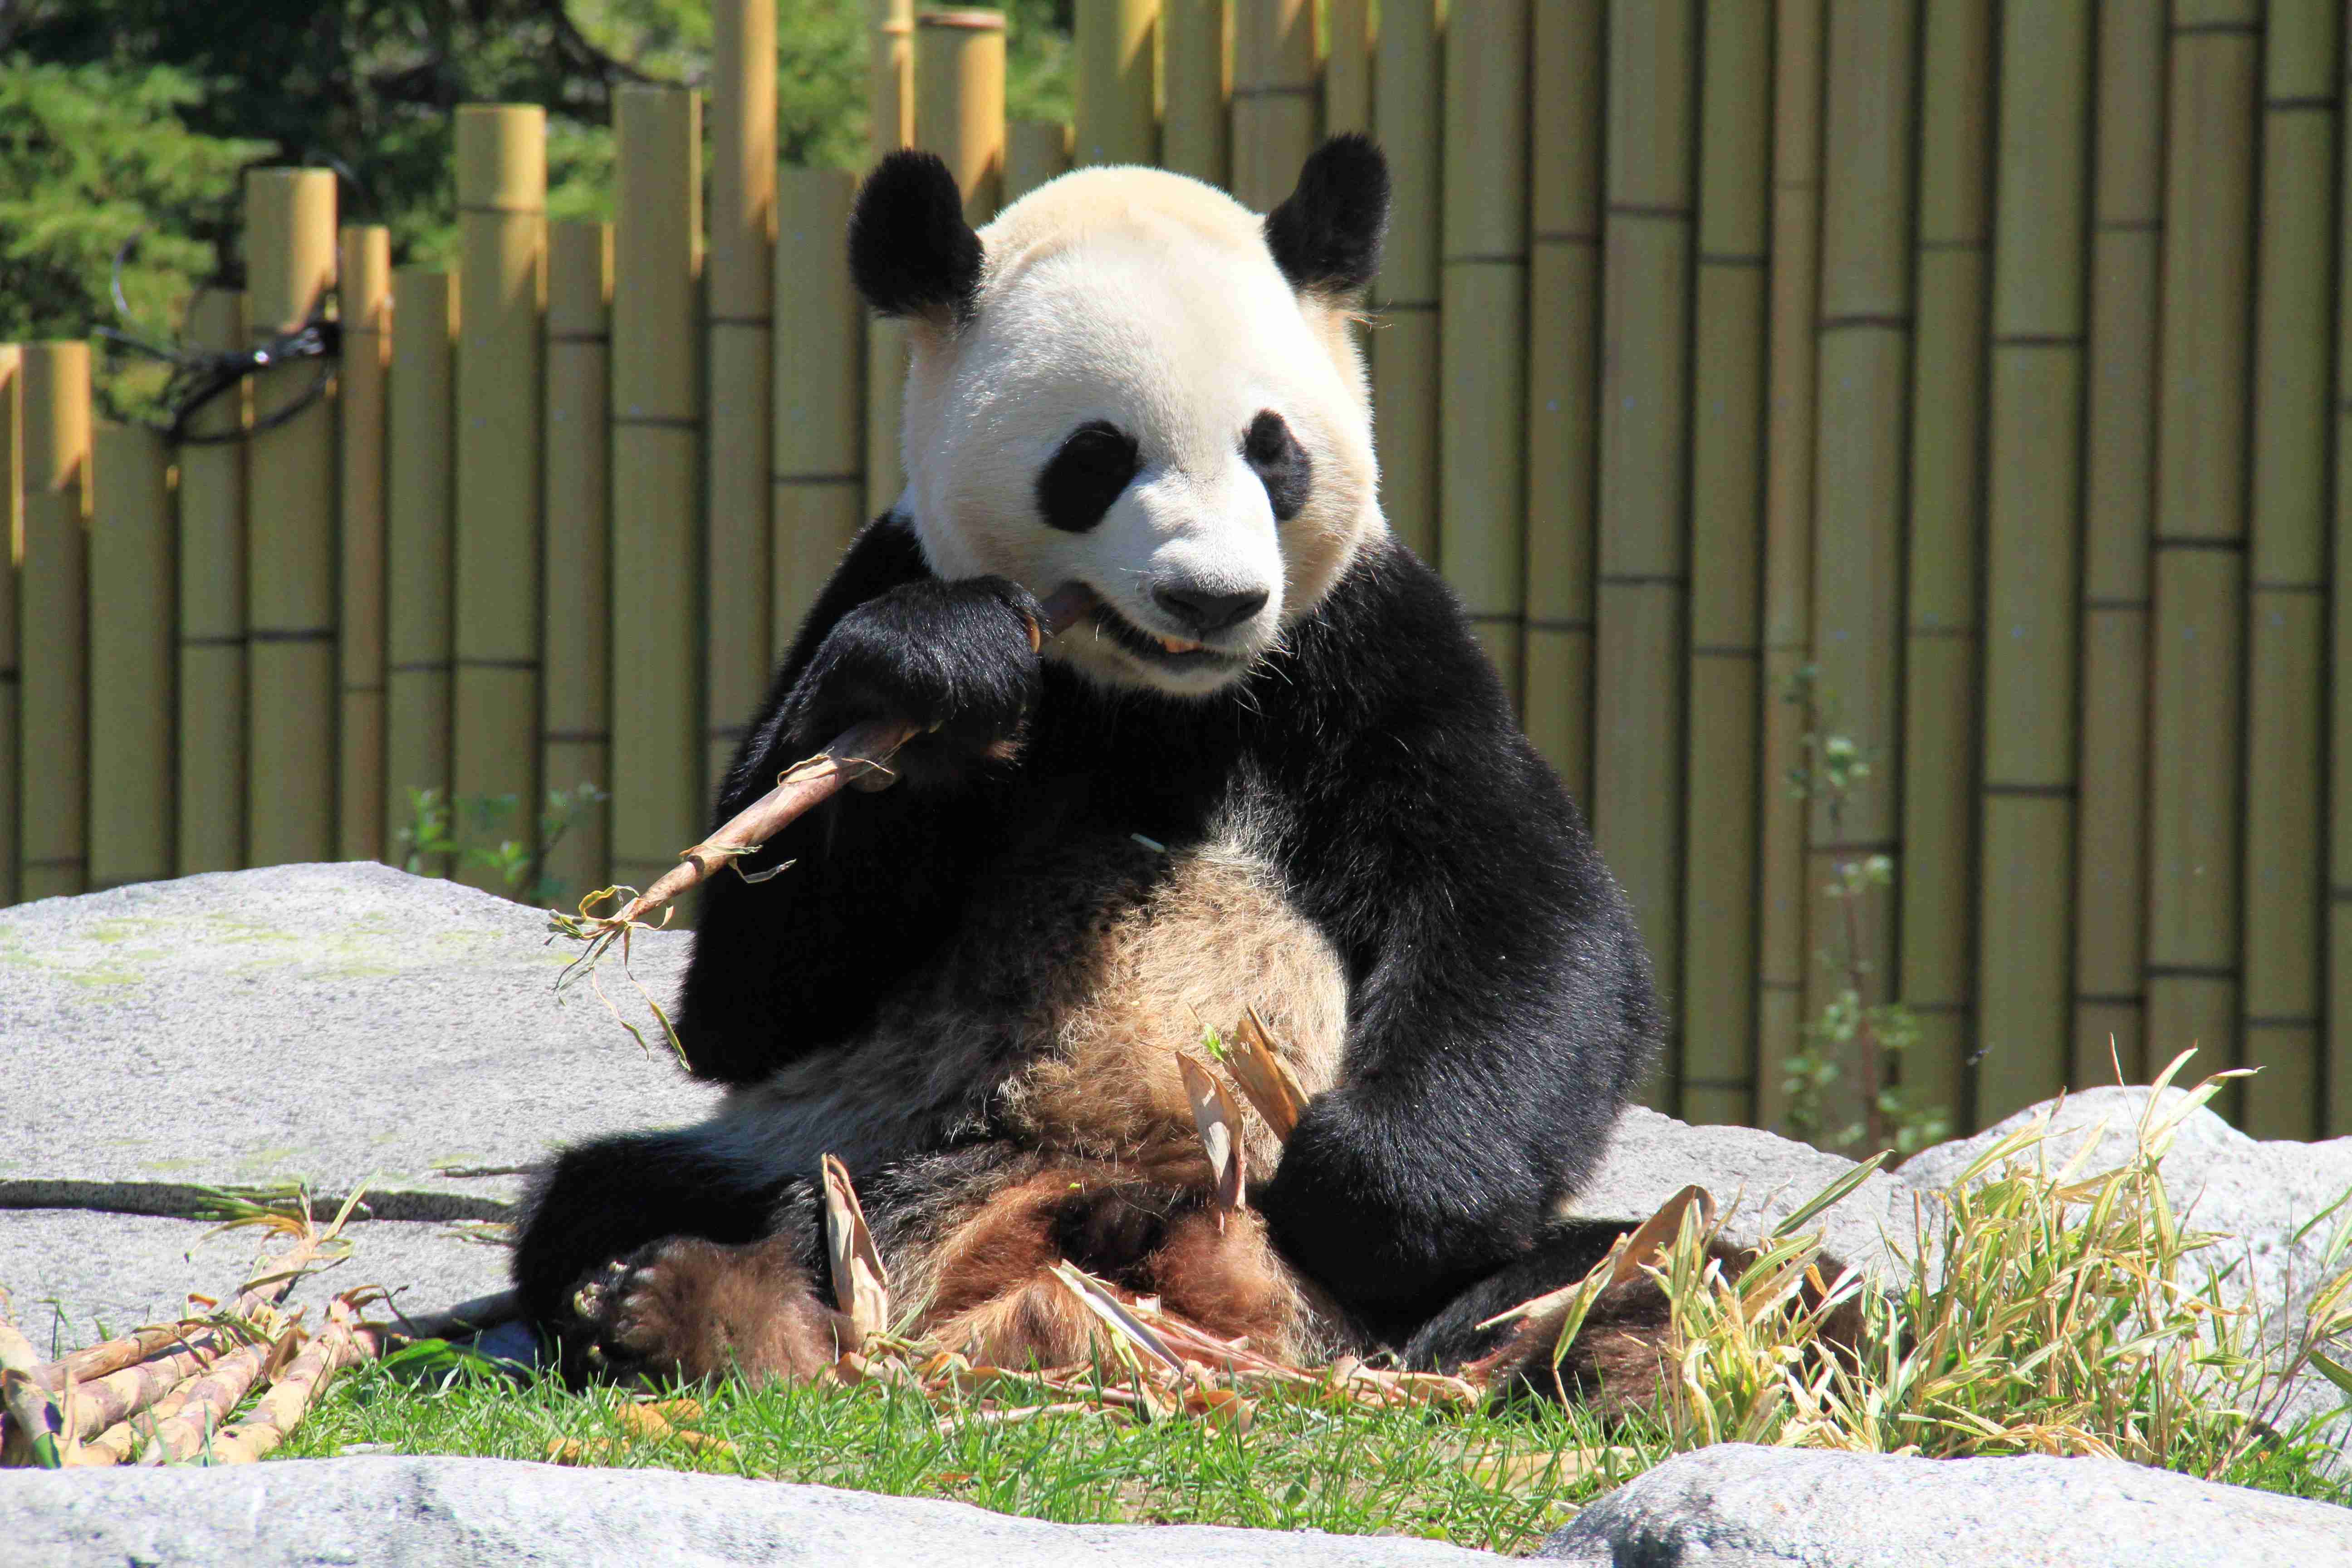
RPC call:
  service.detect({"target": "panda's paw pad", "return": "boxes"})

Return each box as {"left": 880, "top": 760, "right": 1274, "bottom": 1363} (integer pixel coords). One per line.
{"left": 575, "top": 1237, "right": 730, "bottom": 1382}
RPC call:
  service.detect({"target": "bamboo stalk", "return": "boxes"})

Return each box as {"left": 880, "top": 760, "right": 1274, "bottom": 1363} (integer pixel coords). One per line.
{"left": 2073, "top": 0, "right": 2165, "bottom": 1092}
{"left": 2332, "top": 0, "right": 2352, "bottom": 1136}
{"left": 19, "top": 341, "right": 90, "bottom": 900}
{"left": 1160, "top": 0, "right": 1231, "bottom": 187}
{"left": 1371, "top": 0, "right": 1440, "bottom": 565}
{"left": 135, "top": 1338, "right": 276, "bottom": 1465}
{"left": 866, "top": 0, "right": 916, "bottom": 523}
{"left": 1076, "top": 0, "right": 1158, "bottom": 167}
{"left": 1521, "top": 0, "right": 1602, "bottom": 808}
{"left": 87, "top": 421, "right": 175, "bottom": 889}
{"left": 338, "top": 226, "right": 392, "bottom": 863}
{"left": 611, "top": 85, "right": 706, "bottom": 898}
{"left": 917, "top": 10, "right": 1008, "bottom": 224}
{"left": 2241, "top": 0, "right": 2337, "bottom": 1141}
{"left": 197, "top": 1316, "right": 375, "bottom": 1464}
{"left": 244, "top": 169, "right": 339, "bottom": 868}
{"left": 544, "top": 223, "right": 614, "bottom": 902}
{"left": 1005, "top": 119, "right": 1073, "bottom": 202}
{"left": 176, "top": 291, "right": 248, "bottom": 875}
{"left": 873, "top": 0, "right": 916, "bottom": 161}
{"left": 0, "top": 346, "right": 19, "bottom": 907}
{"left": 384, "top": 270, "right": 459, "bottom": 868}
{"left": 1679, "top": 0, "right": 1769, "bottom": 1127}
{"left": 58, "top": 1342, "right": 214, "bottom": 1445}
{"left": 1321, "top": 0, "right": 1369, "bottom": 137}
{"left": 1899, "top": 0, "right": 1993, "bottom": 1128}
{"left": 709, "top": 2, "right": 779, "bottom": 824}
{"left": 1230, "top": 0, "right": 1317, "bottom": 211}
{"left": 1754, "top": 0, "right": 1825, "bottom": 1133}
{"left": 775, "top": 169, "right": 867, "bottom": 657}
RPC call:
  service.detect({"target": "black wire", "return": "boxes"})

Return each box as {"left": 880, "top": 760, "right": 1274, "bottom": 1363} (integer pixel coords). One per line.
{"left": 99, "top": 318, "right": 343, "bottom": 446}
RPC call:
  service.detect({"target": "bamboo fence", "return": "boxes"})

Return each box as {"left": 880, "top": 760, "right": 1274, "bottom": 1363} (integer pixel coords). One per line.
{"left": 4, "top": 0, "right": 2349, "bottom": 1141}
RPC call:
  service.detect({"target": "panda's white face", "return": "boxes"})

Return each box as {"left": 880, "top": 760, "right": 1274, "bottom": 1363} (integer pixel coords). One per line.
{"left": 897, "top": 169, "right": 1382, "bottom": 698}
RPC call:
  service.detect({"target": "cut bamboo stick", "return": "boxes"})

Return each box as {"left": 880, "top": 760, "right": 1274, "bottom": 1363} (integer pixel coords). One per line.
{"left": 132, "top": 1340, "right": 270, "bottom": 1465}
{"left": 1161, "top": 0, "right": 1232, "bottom": 188}
{"left": 243, "top": 168, "right": 339, "bottom": 868}
{"left": 175, "top": 291, "right": 247, "bottom": 875}
{"left": 19, "top": 342, "right": 91, "bottom": 901}
{"left": 1975, "top": 0, "right": 2090, "bottom": 1127}
{"left": 1679, "top": 0, "right": 1769, "bottom": 1128}
{"left": 1754, "top": 0, "right": 1825, "bottom": 1133}
{"left": 1439, "top": 0, "right": 1531, "bottom": 703}
{"left": 1321, "top": 0, "right": 1369, "bottom": 137}
{"left": 1521, "top": 0, "right": 1602, "bottom": 808}
{"left": 87, "top": 421, "right": 174, "bottom": 889}
{"left": 197, "top": 1318, "right": 373, "bottom": 1464}
{"left": 1076, "top": 0, "right": 1158, "bottom": 166}
{"left": 1005, "top": 119, "right": 1073, "bottom": 202}
{"left": 2242, "top": 0, "right": 2337, "bottom": 1141}
{"left": 0, "top": 345, "right": 19, "bottom": 907}
{"left": 1803, "top": 0, "right": 1915, "bottom": 1137}
{"left": 337, "top": 226, "right": 392, "bottom": 864}
{"left": 710, "top": 5, "right": 779, "bottom": 829}
{"left": 1592, "top": 0, "right": 1695, "bottom": 1113}
{"left": 2147, "top": 12, "right": 2256, "bottom": 1113}
{"left": 544, "top": 223, "right": 614, "bottom": 904}
{"left": 385, "top": 270, "right": 459, "bottom": 869}
{"left": 1230, "top": 0, "right": 1317, "bottom": 211}
{"left": 1371, "top": 0, "right": 1440, "bottom": 565}
{"left": 774, "top": 169, "right": 867, "bottom": 658}
{"left": 453, "top": 106, "right": 548, "bottom": 895}
{"left": 2074, "top": 0, "right": 2166, "bottom": 1092}
{"left": 1898, "top": 0, "right": 1992, "bottom": 1129}
{"left": 611, "top": 86, "right": 706, "bottom": 898}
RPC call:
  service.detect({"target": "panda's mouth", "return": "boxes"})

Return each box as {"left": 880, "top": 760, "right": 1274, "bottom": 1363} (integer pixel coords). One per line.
{"left": 1090, "top": 604, "right": 1246, "bottom": 672}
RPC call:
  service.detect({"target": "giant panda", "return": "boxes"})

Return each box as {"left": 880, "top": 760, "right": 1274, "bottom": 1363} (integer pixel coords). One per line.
{"left": 513, "top": 135, "right": 1665, "bottom": 1396}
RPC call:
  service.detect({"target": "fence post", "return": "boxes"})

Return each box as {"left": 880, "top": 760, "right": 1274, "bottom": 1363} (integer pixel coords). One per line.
{"left": 88, "top": 422, "right": 175, "bottom": 889}
{"left": 19, "top": 342, "right": 91, "bottom": 900}
{"left": 1372, "top": 0, "right": 1438, "bottom": 565}
{"left": 917, "top": 10, "right": 1008, "bottom": 223}
{"left": 2332, "top": 14, "right": 2352, "bottom": 1137}
{"left": 1230, "top": 0, "right": 1316, "bottom": 211}
{"left": 453, "top": 106, "right": 548, "bottom": 894}
{"left": 1160, "top": 0, "right": 1231, "bottom": 187}
{"left": 0, "top": 346, "right": 17, "bottom": 906}
{"left": 1321, "top": 0, "right": 1369, "bottom": 136}
{"left": 174, "top": 292, "right": 247, "bottom": 875}
{"left": 1005, "top": 119, "right": 1074, "bottom": 202}
{"left": 1076, "top": 0, "right": 1158, "bottom": 166}
{"left": 2240, "top": 0, "right": 2339, "bottom": 1140}
{"left": 867, "top": 0, "right": 916, "bottom": 521}
{"left": 544, "top": 222, "right": 614, "bottom": 905}
{"left": 339, "top": 226, "right": 392, "bottom": 864}
{"left": 384, "top": 270, "right": 459, "bottom": 871}
{"left": 774, "top": 171, "right": 867, "bottom": 664}
{"left": 610, "top": 85, "right": 706, "bottom": 899}
{"left": 244, "top": 168, "right": 339, "bottom": 868}
{"left": 1679, "top": 0, "right": 1771, "bottom": 1128}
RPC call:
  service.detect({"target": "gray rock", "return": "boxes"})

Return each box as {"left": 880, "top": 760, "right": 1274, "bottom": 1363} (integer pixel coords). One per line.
{"left": 1535, "top": 1443, "right": 2352, "bottom": 1567}
{"left": 0, "top": 1454, "right": 1501, "bottom": 1568}
{"left": 0, "top": 862, "right": 708, "bottom": 1219}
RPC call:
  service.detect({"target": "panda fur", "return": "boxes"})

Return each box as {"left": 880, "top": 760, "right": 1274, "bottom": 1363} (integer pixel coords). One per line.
{"left": 513, "top": 136, "right": 1665, "bottom": 1396}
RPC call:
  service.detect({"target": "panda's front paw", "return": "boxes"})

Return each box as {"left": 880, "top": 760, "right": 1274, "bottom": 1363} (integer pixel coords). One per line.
{"left": 563, "top": 1234, "right": 848, "bottom": 1387}
{"left": 786, "top": 576, "right": 1046, "bottom": 788}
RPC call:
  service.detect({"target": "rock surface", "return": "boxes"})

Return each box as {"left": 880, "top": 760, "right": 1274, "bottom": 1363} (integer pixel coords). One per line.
{"left": 0, "top": 1455, "right": 1500, "bottom": 1568}
{"left": 1536, "top": 1443, "right": 2352, "bottom": 1567}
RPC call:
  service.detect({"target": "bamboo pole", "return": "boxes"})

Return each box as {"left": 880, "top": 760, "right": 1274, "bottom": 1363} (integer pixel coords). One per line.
{"left": 709, "top": 2, "right": 779, "bottom": 832}
{"left": 453, "top": 106, "right": 548, "bottom": 895}
{"left": 1230, "top": 0, "right": 1317, "bottom": 211}
{"left": 338, "top": 226, "right": 391, "bottom": 864}
{"left": 1897, "top": 0, "right": 1992, "bottom": 1130}
{"left": 1439, "top": 0, "right": 1532, "bottom": 701}
{"left": 1754, "top": 0, "right": 1825, "bottom": 1133}
{"left": 87, "top": 422, "right": 174, "bottom": 889}
{"left": 2243, "top": 0, "right": 2337, "bottom": 1140}
{"left": 1076, "top": 0, "right": 1158, "bottom": 166}
{"left": 2074, "top": 0, "right": 2165, "bottom": 1092}
{"left": 1678, "top": 0, "right": 1769, "bottom": 1128}
{"left": 2147, "top": 6, "right": 2256, "bottom": 1115}
{"left": 243, "top": 169, "right": 339, "bottom": 868}
{"left": 866, "top": 0, "right": 916, "bottom": 523}
{"left": 174, "top": 293, "right": 247, "bottom": 875}
{"left": 1592, "top": 0, "right": 1695, "bottom": 1113}
{"left": 1005, "top": 120, "right": 1073, "bottom": 201}
{"left": 1161, "top": 0, "right": 1232, "bottom": 187}
{"left": 1975, "top": 0, "right": 2090, "bottom": 1127}
{"left": 774, "top": 169, "right": 867, "bottom": 658}
{"left": 19, "top": 342, "right": 90, "bottom": 901}
{"left": 1803, "top": 0, "right": 1915, "bottom": 1138}
{"left": 1321, "top": 0, "right": 1369, "bottom": 137}
{"left": 0, "top": 346, "right": 17, "bottom": 906}
{"left": 611, "top": 85, "right": 706, "bottom": 897}
{"left": 544, "top": 222, "right": 614, "bottom": 904}
{"left": 1371, "top": 0, "right": 1439, "bottom": 565}
{"left": 1521, "top": 0, "right": 1602, "bottom": 807}
{"left": 384, "top": 270, "right": 458, "bottom": 867}
{"left": 917, "top": 10, "right": 1008, "bottom": 224}
{"left": 2333, "top": 4, "right": 2352, "bottom": 1136}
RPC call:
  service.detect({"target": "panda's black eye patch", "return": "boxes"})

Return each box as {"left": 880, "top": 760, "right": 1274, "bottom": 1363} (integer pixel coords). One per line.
{"left": 1037, "top": 421, "right": 1141, "bottom": 533}
{"left": 1243, "top": 410, "right": 1311, "bottom": 521}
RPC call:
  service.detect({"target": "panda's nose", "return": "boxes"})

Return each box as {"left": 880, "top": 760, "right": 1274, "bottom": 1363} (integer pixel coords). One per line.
{"left": 1153, "top": 583, "right": 1269, "bottom": 635}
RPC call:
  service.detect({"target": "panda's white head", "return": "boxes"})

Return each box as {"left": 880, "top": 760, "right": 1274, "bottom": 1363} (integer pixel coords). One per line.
{"left": 849, "top": 137, "right": 1391, "bottom": 698}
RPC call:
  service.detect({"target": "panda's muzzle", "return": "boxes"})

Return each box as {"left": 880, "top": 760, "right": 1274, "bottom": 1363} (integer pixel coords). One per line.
{"left": 1090, "top": 600, "right": 1253, "bottom": 673}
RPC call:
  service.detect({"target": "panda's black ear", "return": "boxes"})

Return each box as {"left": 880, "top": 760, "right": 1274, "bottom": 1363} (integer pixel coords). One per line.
{"left": 849, "top": 150, "right": 985, "bottom": 326}
{"left": 1264, "top": 133, "right": 1391, "bottom": 298}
